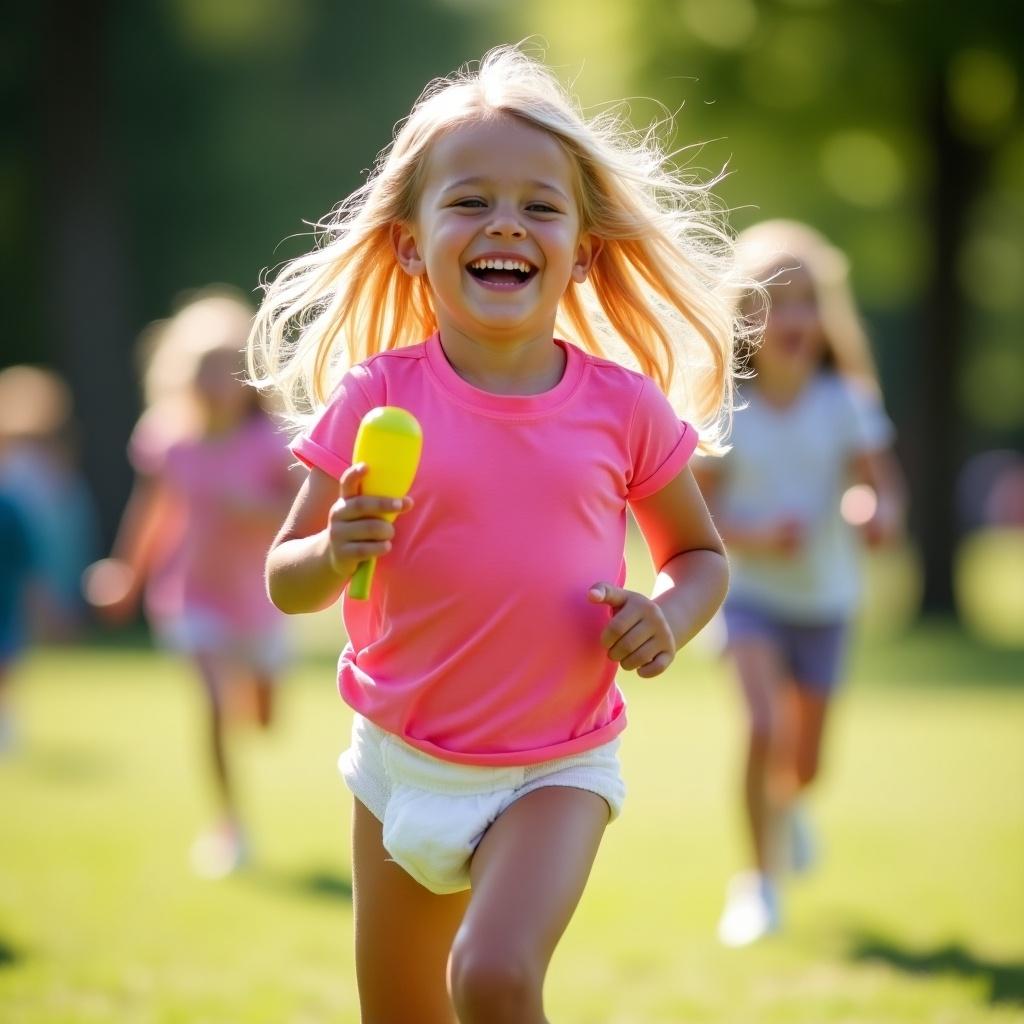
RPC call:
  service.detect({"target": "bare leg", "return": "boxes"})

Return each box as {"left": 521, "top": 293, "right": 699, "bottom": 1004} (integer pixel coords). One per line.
{"left": 351, "top": 799, "right": 468, "bottom": 1024}
{"left": 732, "top": 639, "right": 791, "bottom": 875}
{"left": 193, "top": 651, "right": 235, "bottom": 819}
{"left": 251, "top": 670, "right": 275, "bottom": 729}
{"left": 449, "top": 786, "right": 609, "bottom": 1024}
{"left": 791, "top": 687, "right": 830, "bottom": 792}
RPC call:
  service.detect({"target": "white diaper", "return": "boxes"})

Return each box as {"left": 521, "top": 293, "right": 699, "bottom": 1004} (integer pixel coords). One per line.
{"left": 339, "top": 715, "right": 625, "bottom": 894}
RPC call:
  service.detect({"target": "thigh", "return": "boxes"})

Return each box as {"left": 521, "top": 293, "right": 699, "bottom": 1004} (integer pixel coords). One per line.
{"left": 351, "top": 798, "right": 469, "bottom": 1024}
{"left": 730, "top": 637, "right": 788, "bottom": 739}
{"left": 463, "top": 786, "right": 609, "bottom": 972}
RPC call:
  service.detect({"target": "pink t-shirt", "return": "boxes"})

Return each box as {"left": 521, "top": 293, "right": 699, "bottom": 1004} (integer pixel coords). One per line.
{"left": 130, "top": 412, "right": 294, "bottom": 632}
{"left": 293, "top": 334, "right": 698, "bottom": 766}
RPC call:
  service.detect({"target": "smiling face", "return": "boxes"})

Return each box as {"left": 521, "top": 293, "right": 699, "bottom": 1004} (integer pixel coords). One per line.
{"left": 393, "top": 115, "right": 600, "bottom": 352}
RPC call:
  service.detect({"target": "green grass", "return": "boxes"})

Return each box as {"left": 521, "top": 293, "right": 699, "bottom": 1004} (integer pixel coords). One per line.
{"left": 1, "top": 627, "right": 1022, "bottom": 1023}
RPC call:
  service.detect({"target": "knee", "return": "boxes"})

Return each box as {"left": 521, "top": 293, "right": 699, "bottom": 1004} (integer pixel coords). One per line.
{"left": 449, "top": 931, "right": 541, "bottom": 1023}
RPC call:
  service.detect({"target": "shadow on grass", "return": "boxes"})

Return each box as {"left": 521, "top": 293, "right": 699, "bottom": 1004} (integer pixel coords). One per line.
{"left": 849, "top": 931, "right": 1024, "bottom": 1006}
{"left": 0, "top": 938, "right": 22, "bottom": 968}
{"left": 251, "top": 866, "right": 353, "bottom": 903}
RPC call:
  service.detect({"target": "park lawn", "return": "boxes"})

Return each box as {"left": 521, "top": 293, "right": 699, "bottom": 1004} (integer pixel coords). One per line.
{"left": 1, "top": 628, "right": 1022, "bottom": 1024}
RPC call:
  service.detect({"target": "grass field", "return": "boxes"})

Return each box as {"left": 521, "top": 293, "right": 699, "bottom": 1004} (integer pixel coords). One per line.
{"left": 1, "top": 624, "right": 1022, "bottom": 1023}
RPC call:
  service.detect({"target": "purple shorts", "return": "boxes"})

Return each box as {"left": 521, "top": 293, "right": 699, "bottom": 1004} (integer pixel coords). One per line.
{"left": 722, "top": 601, "right": 849, "bottom": 695}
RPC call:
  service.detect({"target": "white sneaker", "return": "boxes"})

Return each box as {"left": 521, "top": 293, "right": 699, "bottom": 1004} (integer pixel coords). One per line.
{"left": 189, "top": 822, "right": 247, "bottom": 879}
{"left": 786, "top": 804, "right": 818, "bottom": 876}
{"left": 717, "top": 872, "right": 780, "bottom": 947}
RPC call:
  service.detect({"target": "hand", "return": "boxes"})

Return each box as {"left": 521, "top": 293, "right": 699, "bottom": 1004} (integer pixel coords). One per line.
{"left": 763, "top": 518, "right": 804, "bottom": 556}
{"left": 326, "top": 463, "right": 412, "bottom": 577}
{"left": 588, "top": 583, "right": 676, "bottom": 678}
{"left": 82, "top": 558, "right": 139, "bottom": 625}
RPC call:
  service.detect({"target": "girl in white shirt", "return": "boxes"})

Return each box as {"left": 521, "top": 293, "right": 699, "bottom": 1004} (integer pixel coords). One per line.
{"left": 697, "top": 220, "right": 905, "bottom": 947}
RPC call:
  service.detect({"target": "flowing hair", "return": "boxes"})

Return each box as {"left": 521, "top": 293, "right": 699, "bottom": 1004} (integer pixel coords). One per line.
{"left": 734, "top": 220, "right": 880, "bottom": 388}
{"left": 248, "top": 45, "right": 745, "bottom": 453}
{"left": 138, "top": 287, "right": 262, "bottom": 441}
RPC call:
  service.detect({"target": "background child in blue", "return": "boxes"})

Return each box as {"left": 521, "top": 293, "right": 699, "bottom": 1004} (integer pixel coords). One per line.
{"left": 0, "top": 490, "right": 40, "bottom": 752}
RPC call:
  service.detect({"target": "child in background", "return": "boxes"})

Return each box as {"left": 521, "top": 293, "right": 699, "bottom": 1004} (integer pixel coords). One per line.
{"left": 697, "top": 220, "right": 905, "bottom": 947}
{"left": 0, "top": 365, "right": 99, "bottom": 638}
{"left": 248, "top": 47, "right": 739, "bottom": 1024}
{"left": 85, "top": 289, "right": 298, "bottom": 878}
{"left": 0, "top": 489, "right": 41, "bottom": 751}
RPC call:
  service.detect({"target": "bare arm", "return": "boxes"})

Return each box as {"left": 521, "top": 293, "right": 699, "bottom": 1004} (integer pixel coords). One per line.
{"left": 266, "top": 464, "right": 412, "bottom": 614}
{"left": 83, "top": 474, "right": 177, "bottom": 621}
{"left": 588, "top": 467, "right": 729, "bottom": 678}
{"left": 632, "top": 466, "right": 730, "bottom": 649}
{"left": 849, "top": 447, "right": 906, "bottom": 546}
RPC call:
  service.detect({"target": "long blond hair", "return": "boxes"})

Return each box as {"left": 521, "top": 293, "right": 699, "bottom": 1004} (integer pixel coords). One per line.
{"left": 138, "top": 287, "right": 261, "bottom": 441}
{"left": 734, "top": 220, "right": 880, "bottom": 387}
{"left": 248, "top": 45, "right": 743, "bottom": 453}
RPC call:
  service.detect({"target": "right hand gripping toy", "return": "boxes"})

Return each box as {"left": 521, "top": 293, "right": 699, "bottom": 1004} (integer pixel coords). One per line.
{"left": 348, "top": 406, "right": 423, "bottom": 600}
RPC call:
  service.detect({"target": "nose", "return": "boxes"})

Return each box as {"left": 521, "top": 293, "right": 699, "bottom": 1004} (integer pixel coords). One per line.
{"left": 484, "top": 205, "right": 526, "bottom": 239}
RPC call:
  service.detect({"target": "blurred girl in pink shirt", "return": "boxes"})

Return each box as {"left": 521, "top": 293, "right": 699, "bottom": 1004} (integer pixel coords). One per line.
{"left": 86, "top": 289, "right": 298, "bottom": 877}
{"left": 249, "top": 47, "right": 741, "bottom": 1024}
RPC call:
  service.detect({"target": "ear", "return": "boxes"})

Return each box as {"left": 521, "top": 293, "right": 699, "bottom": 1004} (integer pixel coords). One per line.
{"left": 571, "top": 232, "right": 603, "bottom": 283}
{"left": 391, "top": 222, "right": 425, "bottom": 277}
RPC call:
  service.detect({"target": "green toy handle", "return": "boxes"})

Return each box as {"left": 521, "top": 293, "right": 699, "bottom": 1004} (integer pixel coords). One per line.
{"left": 348, "top": 558, "right": 376, "bottom": 601}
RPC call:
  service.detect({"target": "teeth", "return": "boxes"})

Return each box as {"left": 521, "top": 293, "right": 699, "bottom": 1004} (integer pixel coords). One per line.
{"left": 469, "top": 258, "right": 532, "bottom": 273}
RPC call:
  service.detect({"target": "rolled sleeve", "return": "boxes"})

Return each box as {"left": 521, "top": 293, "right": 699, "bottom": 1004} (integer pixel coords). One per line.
{"left": 289, "top": 368, "right": 378, "bottom": 481}
{"left": 626, "top": 377, "right": 699, "bottom": 501}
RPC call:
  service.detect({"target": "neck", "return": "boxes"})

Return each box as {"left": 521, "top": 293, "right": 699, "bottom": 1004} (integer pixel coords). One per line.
{"left": 201, "top": 406, "right": 247, "bottom": 436}
{"left": 436, "top": 324, "right": 565, "bottom": 396}
{"left": 753, "top": 364, "right": 817, "bottom": 408}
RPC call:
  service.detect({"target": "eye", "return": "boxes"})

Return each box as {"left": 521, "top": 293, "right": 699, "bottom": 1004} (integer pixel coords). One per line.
{"left": 526, "top": 202, "right": 559, "bottom": 214}
{"left": 451, "top": 197, "right": 486, "bottom": 209}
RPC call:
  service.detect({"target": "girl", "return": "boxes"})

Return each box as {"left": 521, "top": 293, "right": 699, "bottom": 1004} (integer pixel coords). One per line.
{"left": 85, "top": 289, "right": 298, "bottom": 878}
{"left": 249, "top": 48, "right": 737, "bottom": 1023}
{"left": 699, "top": 220, "right": 905, "bottom": 947}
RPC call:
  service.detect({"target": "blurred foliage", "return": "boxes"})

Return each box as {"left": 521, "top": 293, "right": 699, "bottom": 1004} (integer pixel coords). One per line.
{"left": 2, "top": 1, "right": 1022, "bottom": 609}
{"left": 511, "top": 0, "right": 1024, "bottom": 434}
{"left": 955, "top": 529, "right": 1024, "bottom": 647}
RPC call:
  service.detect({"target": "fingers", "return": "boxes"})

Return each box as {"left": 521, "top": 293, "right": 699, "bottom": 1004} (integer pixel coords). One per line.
{"left": 328, "top": 464, "right": 414, "bottom": 571}
{"left": 337, "top": 464, "right": 413, "bottom": 518}
{"left": 339, "top": 462, "right": 367, "bottom": 499}
{"left": 587, "top": 582, "right": 628, "bottom": 608}
{"left": 636, "top": 652, "right": 674, "bottom": 679}
{"left": 590, "top": 585, "right": 676, "bottom": 677}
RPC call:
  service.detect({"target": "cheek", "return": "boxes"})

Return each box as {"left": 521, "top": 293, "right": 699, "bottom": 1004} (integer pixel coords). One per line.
{"left": 425, "top": 221, "right": 473, "bottom": 264}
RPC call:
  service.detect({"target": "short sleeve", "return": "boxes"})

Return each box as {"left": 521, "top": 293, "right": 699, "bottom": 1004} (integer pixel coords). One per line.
{"left": 626, "top": 377, "right": 700, "bottom": 501}
{"left": 841, "top": 379, "right": 894, "bottom": 455}
{"left": 290, "top": 365, "right": 381, "bottom": 480}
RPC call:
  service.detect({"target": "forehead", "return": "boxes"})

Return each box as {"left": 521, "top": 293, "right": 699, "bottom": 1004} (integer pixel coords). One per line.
{"left": 421, "top": 116, "right": 577, "bottom": 195}
{"left": 766, "top": 260, "right": 816, "bottom": 295}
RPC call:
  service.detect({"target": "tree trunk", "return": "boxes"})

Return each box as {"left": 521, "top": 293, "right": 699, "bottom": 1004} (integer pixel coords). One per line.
{"left": 40, "top": 0, "right": 137, "bottom": 545}
{"left": 912, "top": 73, "right": 987, "bottom": 613}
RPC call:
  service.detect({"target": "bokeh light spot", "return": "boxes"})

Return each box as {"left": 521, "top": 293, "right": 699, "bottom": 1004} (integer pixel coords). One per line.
{"left": 955, "top": 530, "right": 1024, "bottom": 647}
{"left": 949, "top": 49, "right": 1018, "bottom": 142}
{"left": 822, "top": 130, "right": 905, "bottom": 208}
{"left": 680, "top": 0, "right": 758, "bottom": 51}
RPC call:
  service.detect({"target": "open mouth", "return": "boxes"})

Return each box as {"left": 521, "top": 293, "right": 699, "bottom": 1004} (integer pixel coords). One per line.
{"left": 466, "top": 257, "right": 537, "bottom": 289}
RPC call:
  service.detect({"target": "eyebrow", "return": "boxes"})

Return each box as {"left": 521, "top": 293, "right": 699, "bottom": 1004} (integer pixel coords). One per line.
{"left": 440, "top": 177, "right": 571, "bottom": 202}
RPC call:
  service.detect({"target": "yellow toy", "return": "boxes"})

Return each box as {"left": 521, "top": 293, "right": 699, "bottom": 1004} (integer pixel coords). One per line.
{"left": 348, "top": 406, "right": 423, "bottom": 600}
